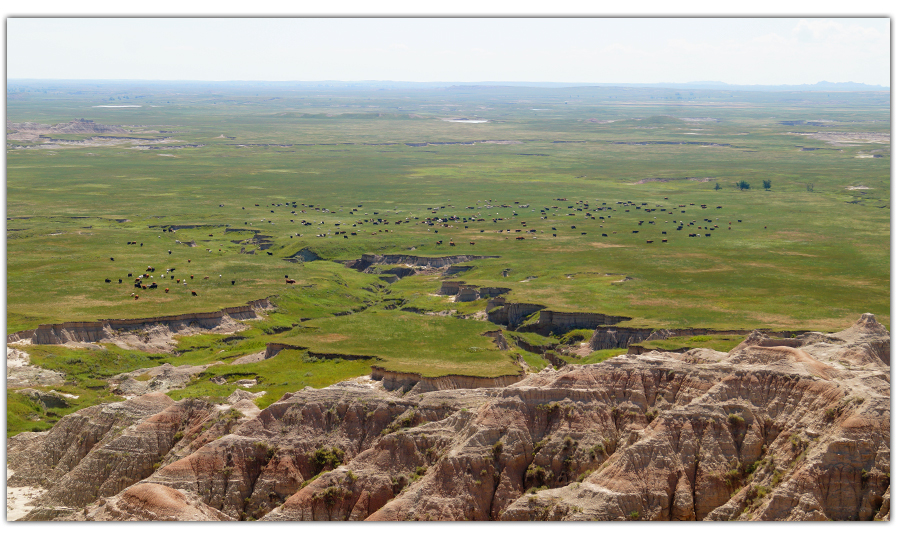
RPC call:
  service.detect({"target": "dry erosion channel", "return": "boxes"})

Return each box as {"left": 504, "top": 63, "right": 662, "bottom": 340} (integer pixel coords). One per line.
{"left": 5, "top": 82, "right": 891, "bottom": 522}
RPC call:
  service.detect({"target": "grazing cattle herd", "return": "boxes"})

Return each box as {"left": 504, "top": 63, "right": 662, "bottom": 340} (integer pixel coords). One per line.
{"left": 100, "top": 197, "right": 751, "bottom": 301}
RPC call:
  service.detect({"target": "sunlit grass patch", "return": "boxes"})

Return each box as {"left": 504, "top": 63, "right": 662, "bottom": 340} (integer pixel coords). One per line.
{"left": 167, "top": 349, "right": 379, "bottom": 408}
{"left": 7, "top": 384, "right": 124, "bottom": 438}
{"left": 271, "top": 310, "right": 521, "bottom": 377}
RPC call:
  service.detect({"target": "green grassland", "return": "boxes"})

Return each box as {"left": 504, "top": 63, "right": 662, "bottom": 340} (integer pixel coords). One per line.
{"left": 165, "top": 350, "right": 379, "bottom": 409}
{"left": 5, "top": 82, "right": 890, "bottom": 434}
{"left": 272, "top": 310, "right": 521, "bottom": 377}
{"left": 635, "top": 334, "right": 748, "bottom": 353}
{"left": 7, "top": 383, "right": 122, "bottom": 436}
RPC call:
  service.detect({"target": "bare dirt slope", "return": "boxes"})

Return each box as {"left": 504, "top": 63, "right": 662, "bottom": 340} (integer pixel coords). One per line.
{"left": 7, "top": 346, "right": 65, "bottom": 388}
{"left": 6, "top": 314, "right": 890, "bottom": 521}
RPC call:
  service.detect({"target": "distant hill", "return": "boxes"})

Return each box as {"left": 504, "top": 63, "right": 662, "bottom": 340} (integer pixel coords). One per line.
{"left": 603, "top": 80, "right": 889, "bottom": 92}
{"left": 438, "top": 80, "right": 889, "bottom": 92}
{"left": 7, "top": 79, "right": 889, "bottom": 93}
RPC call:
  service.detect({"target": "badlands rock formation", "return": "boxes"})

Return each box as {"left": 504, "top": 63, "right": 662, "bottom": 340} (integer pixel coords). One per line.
{"left": 6, "top": 314, "right": 890, "bottom": 521}
{"left": 71, "top": 483, "right": 234, "bottom": 521}
{"left": 29, "top": 299, "right": 272, "bottom": 353}
{"left": 345, "top": 253, "right": 500, "bottom": 272}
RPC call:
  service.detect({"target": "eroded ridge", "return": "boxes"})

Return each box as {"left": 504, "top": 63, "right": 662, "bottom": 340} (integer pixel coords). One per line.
{"left": 16, "top": 298, "right": 273, "bottom": 353}
{"left": 6, "top": 314, "right": 889, "bottom": 521}
{"left": 344, "top": 253, "right": 499, "bottom": 272}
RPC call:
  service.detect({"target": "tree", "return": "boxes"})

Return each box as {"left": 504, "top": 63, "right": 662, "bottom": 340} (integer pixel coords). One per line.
{"left": 714, "top": 182, "right": 722, "bottom": 191}
{"left": 762, "top": 179, "right": 772, "bottom": 190}
{"left": 806, "top": 183, "right": 814, "bottom": 192}
{"left": 738, "top": 180, "right": 750, "bottom": 191}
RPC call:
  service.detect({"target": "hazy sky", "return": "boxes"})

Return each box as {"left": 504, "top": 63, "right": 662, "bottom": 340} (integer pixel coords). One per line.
{"left": 6, "top": 17, "right": 891, "bottom": 86}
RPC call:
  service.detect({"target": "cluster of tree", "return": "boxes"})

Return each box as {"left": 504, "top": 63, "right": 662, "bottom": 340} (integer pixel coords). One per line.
{"left": 713, "top": 180, "right": 773, "bottom": 191}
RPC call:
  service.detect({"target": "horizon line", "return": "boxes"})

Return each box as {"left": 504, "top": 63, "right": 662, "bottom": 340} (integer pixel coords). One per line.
{"left": 8, "top": 79, "right": 890, "bottom": 89}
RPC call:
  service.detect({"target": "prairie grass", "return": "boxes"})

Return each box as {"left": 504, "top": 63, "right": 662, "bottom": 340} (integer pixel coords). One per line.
{"left": 5, "top": 84, "right": 890, "bottom": 434}
{"left": 272, "top": 310, "right": 521, "bottom": 377}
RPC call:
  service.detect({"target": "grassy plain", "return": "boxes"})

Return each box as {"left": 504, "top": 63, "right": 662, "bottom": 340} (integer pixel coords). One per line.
{"left": 274, "top": 310, "right": 521, "bottom": 377}
{"left": 5, "top": 82, "right": 890, "bottom": 434}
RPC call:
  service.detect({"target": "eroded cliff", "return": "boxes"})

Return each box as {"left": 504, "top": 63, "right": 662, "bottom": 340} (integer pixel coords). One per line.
{"left": 7, "top": 314, "right": 890, "bottom": 522}
{"left": 24, "top": 298, "right": 272, "bottom": 353}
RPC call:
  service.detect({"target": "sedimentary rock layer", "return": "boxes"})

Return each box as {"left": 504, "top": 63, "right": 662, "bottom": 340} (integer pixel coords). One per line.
{"left": 345, "top": 253, "right": 499, "bottom": 271}
{"left": 485, "top": 298, "right": 546, "bottom": 327}
{"left": 7, "top": 314, "right": 890, "bottom": 522}
{"left": 523, "top": 310, "right": 633, "bottom": 335}
{"left": 370, "top": 366, "right": 525, "bottom": 394}
{"left": 438, "top": 281, "right": 511, "bottom": 299}
{"left": 485, "top": 298, "right": 631, "bottom": 334}
{"left": 589, "top": 326, "right": 799, "bottom": 350}
{"left": 7, "top": 329, "right": 36, "bottom": 343}
{"left": 27, "top": 298, "right": 272, "bottom": 346}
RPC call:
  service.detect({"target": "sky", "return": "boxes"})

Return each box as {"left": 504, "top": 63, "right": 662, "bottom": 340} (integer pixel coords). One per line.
{"left": 5, "top": 16, "right": 891, "bottom": 86}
